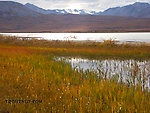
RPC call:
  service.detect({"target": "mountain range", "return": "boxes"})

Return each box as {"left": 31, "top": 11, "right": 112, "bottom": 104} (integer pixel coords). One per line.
{"left": 25, "top": 3, "right": 97, "bottom": 15}
{"left": 0, "top": 1, "right": 150, "bottom": 32}
{"left": 0, "top": 1, "right": 150, "bottom": 18}
{"left": 25, "top": 2, "right": 150, "bottom": 18}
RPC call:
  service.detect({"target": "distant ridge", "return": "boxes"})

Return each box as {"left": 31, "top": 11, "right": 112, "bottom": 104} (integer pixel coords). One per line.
{"left": 25, "top": 2, "right": 150, "bottom": 18}
{"left": 25, "top": 3, "right": 59, "bottom": 15}
{"left": 25, "top": 3, "right": 98, "bottom": 15}
{"left": 101, "top": 2, "right": 150, "bottom": 18}
{"left": 0, "top": 1, "right": 41, "bottom": 17}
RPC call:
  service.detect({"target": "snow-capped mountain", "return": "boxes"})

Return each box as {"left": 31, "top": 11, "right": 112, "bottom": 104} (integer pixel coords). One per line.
{"left": 25, "top": 2, "right": 150, "bottom": 18}
{"left": 54, "top": 9, "right": 98, "bottom": 15}
{"left": 64, "top": 9, "right": 97, "bottom": 15}
{"left": 25, "top": 3, "right": 98, "bottom": 15}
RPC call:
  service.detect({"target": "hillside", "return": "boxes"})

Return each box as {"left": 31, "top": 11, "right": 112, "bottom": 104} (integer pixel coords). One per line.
{"left": 0, "top": 1, "right": 41, "bottom": 17}
{"left": 101, "top": 2, "right": 150, "bottom": 18}
{"left": 1, "top": 15, "right": 150, "bottom": 33}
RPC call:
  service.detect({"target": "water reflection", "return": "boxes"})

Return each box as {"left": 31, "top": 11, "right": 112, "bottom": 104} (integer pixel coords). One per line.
{"left": 57, "top": 57, "right": 150, "bottom": 90}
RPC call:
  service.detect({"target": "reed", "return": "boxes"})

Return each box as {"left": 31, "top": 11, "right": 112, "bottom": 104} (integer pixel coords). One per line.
{"left": 0, "top": 35, "right": 150, "bottom": 112}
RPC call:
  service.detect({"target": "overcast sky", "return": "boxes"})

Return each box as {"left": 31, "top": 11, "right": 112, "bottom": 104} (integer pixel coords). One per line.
{"left": 1, "top": 0, "right": 150, "bottom": 11}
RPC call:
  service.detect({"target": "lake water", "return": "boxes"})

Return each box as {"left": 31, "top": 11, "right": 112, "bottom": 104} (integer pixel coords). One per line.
{"left": 1, "top": 33, "right": 150, "bottom": 42}
{"left": 57, "top": 57, "right": 150, "bottom": 91}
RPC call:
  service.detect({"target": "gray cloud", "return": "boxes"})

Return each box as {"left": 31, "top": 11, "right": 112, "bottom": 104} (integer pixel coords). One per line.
{"left": 1, "top": 0, "right": 150, "bottom": 11}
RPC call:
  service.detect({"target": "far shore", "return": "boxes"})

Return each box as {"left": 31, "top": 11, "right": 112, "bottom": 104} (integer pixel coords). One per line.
{"left": 1, "top": 30, "right": 150, "bottom": 33}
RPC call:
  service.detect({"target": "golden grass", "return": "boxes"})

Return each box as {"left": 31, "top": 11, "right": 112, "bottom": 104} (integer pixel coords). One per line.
{"left": 0, "top": 35, "right": 150, "bottom": 112}
{"left": 0, "top": 35, "right": 150, "bottom": 59}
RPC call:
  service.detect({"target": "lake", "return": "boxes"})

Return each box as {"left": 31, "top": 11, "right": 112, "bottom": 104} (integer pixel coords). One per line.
{"left": 1, "top": 32, "right": 150, "bottom": 42}
{"left": 56, "top": 57, "right": 150, "bottom": 91}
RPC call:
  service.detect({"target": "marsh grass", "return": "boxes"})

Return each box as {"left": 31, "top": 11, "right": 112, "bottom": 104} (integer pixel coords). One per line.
{"left": 0, "top": 35, "right": 150, "bottom": 112}
{"left": 58, "top": 57, "right": 150, "bottom": 90}
{"left": 0, "top": 35, "right": 150, "bottom": 59}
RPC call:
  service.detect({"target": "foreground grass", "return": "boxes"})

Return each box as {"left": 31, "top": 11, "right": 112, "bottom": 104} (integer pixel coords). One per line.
{"left": 0, "top": 35, "right": 150, "bottom": 112}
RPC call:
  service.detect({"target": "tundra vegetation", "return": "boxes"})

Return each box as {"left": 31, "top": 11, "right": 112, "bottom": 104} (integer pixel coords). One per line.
{"left": 0, "top": 35, "right": 150, "bottom": 113}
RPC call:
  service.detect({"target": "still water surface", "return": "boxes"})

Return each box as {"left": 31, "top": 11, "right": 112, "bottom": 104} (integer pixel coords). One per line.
{"left": 57, "top": 57, "right": 150, "bottom": 90}
{"left": 1, "top": 33, "right": 150, "bottom": 42}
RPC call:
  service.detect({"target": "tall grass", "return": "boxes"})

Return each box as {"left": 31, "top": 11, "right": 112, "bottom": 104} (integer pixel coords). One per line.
{"left": 0, "top": 35, "right": 150, "bottom": 112}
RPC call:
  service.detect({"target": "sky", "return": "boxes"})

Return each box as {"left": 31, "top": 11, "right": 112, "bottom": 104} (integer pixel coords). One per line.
{"left": 1, "top": 0, "right": 150, "bottom": 11}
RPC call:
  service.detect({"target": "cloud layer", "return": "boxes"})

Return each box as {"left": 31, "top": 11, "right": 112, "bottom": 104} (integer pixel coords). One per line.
{"left": 1, "top": 0, "right": 150, "bottom": 11}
